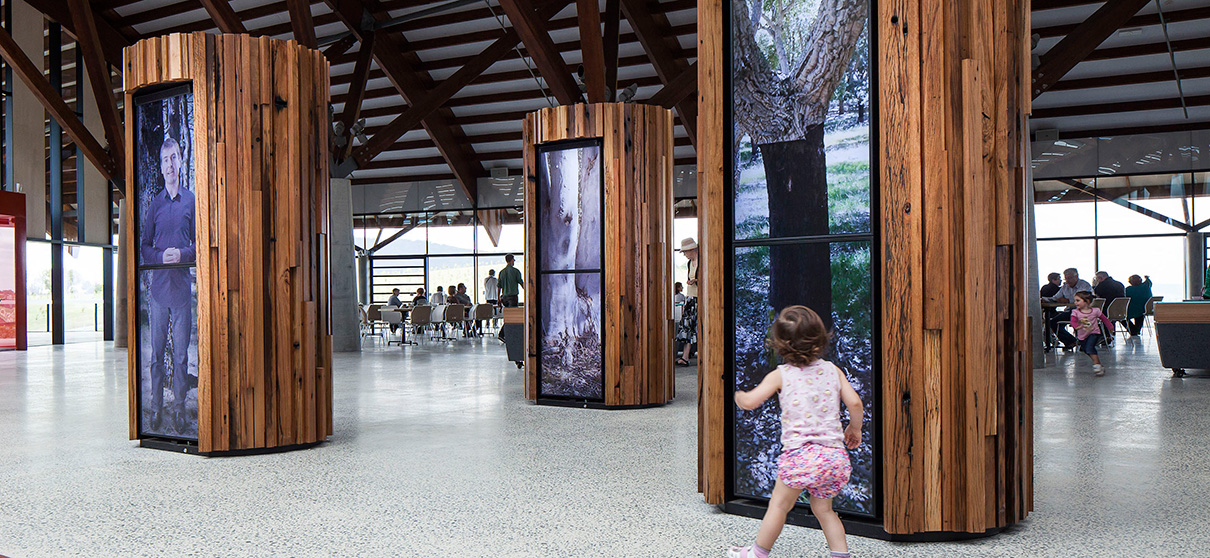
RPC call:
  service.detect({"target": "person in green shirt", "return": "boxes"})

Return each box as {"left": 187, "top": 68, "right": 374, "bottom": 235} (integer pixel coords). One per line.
{"left": 1124, "top": 274, "right": 1152, "bottom": 336}
{"left": 497, "top": 254, "right": 524, "bottom": 307}
{"left": 1204, "top": 265, "right": 1210, "bottom": 300}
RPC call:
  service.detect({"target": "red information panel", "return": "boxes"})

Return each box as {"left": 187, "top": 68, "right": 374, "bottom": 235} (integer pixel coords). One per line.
{"left": 0, "top": 191, "right": 26, "bottom": 350}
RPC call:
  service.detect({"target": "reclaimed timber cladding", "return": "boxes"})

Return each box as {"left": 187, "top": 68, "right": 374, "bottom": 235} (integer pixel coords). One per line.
{"left": 696, "top": 0, "right": 1032, "bottom": 536}
{"left": 695, "top": 0, "right": 726, "bottom": 505}
{"left": 124, "top": 33, "right": 333, "bottom": 454}
{"left": 522, "top": 103, "right": 675, "bottom": 408}
{"left": 876, "top": 0, "right": 1033, "bottom": 534}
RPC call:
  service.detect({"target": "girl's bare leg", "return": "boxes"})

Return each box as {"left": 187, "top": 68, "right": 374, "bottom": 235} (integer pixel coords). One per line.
{"left": 809, "top": 496, "right": 849, "bottom": 553}
{"left": 755, "top": 480, "right": 802, "bottom": 551}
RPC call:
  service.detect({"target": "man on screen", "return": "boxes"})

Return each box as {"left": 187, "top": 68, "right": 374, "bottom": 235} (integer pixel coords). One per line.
{"left": 140, "top": 136, "right": 196, "bottom": 433}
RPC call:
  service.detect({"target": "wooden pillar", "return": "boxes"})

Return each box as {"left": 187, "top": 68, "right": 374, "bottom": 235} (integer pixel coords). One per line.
{"left": 522, "top": 103, "right": 675, "bottom": 408}
{"left": 124, "top": 33, "right": 332, "bottom": 454}
{"left": 697, "top": 0, "right": 1033, "bottom": 538}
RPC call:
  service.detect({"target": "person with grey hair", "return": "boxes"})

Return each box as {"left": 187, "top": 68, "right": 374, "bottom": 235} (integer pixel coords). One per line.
{"left": 1047, "top": 268, "right": 1092, "bottom": 351}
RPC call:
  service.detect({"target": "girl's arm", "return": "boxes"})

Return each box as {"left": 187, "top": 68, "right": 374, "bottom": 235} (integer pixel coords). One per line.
{"left": 838, "top": 368, "right": 864, "bottom": 449}
{"left": 1070, "top": 311, "right": 1081, "bottom": 330}
{"left": 735, "top": 368, "right": 782, "bottom": 410}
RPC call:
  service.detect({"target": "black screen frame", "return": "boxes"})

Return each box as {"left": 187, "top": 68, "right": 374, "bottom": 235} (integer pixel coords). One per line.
{"left": 534, "top": 137, "right": 608, "bottom": 404}
{"left": 131, "top": 81, "right": 199, "bottom": 444}
{"left": 722, "top": 0, "right": 883, "bottom": 521}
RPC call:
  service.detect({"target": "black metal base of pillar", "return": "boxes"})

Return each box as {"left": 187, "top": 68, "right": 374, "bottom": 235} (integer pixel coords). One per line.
{"left": 722, "top": 498, "right": 1003, "bottom": 542}
{"left": 139, "top": 438, "right": 323, "bottom": 457}
{"left": 535, "top": 398, "right": 668, "bottom": 410}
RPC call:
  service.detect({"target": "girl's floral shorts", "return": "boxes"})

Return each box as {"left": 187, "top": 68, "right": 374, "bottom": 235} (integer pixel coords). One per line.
{"left": 777, "top": 443, "right": 851, "bottom": 499}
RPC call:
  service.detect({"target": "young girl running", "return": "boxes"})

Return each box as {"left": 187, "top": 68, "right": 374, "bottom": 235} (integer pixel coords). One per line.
{"left": 730, "top": 305, "right": 863, "bottom": 558}
{"left": 1071, "top": 291, "right": 1112, "bottom": 376}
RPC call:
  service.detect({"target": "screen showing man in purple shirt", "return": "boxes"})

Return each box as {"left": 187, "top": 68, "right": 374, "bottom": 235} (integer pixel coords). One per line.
{"left": 140, "top": 136, "right": 196, "bottom": 434}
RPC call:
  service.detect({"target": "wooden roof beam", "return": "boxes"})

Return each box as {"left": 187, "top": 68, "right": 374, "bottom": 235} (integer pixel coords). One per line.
{"left": 24, "top": 0, "right": 128, "bottom": 66}
{"left": 0, "top": 26, "right": 116, "bottom": 182}
{"left": 197, "top": 0, "right": 249, "bottom": 34}
{"left": 577, "top": 0, "right": 607, "bottom": 103}
{"left": 498, "top": 0, "right": 583, "bottom": 105}
{"left": 1051, "top": 119, "right": 1210, "bottom": 140}
{"left": 1032, "top": 93, "right": 1210, "bottom": 119}
{"left": 286, "top": 0, "right": 319, "bottom": 48}
{"left": 68, "top": 0, "right": 125, "bottom": 184}
{"left": 647, "top": 61, "right": 696, "bottom": 108}
{"left": 602, "top": 0, "right": 621, "bottom": 99}
{"left": 344, "top": 27, "right": 527, "bottom": 171}
{"left": 1046, "top": 64, "right": 1210, "bottom": 93}
{"left": 1032, "top": 0, "right": 1151, "bottom": 99}
{"left": 337, "top": 30, "right": 377, "bottom": 160}
{"left": 323, "top": 35, "right": 358, "bottom": 59}
{"left": 1034, "top": 5, "right": 1210, "bottom": 39}
{"left": 325, "top": 0, "right": 483, "bottom": 201}
{"left": 618, "top": 0, "right": 696, "bottom": 144}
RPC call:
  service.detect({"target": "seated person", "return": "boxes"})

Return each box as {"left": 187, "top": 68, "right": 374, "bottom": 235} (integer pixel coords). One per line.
{"left": 1040, "top": 272, "right": 1061, "bottom": 299}
{"left": 1124, "top": 274, "right": 1152, "bottom": 336}
{"left": 1048, "top": 267, "right": 1092, "bottom": 351}
{"left": 386, "top": 288, "right": 404, "bottom": 334}
{"left": 674, "top": 282, "right": 687, "bottom": 305}
{"left": 1039, "top": 272, "right": 1061, "bottom": 348}
{"left": 1093, "top": 271, "right": 1125, "bottom": 305}
{"left": 430, "top": 286, "right": 446, "bottom": 305}
{"left": 413, "top": 287, "right": 429, "bottom": 306}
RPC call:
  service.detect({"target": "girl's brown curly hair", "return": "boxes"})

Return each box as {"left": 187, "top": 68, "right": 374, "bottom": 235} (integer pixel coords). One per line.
{"left": 767, "top": 305, "right": 831, "bottom": 367}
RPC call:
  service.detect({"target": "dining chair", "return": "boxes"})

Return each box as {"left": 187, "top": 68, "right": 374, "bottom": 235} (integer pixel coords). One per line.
{"left": 381, "top": 310, "right": 403, "bottom": 346}
{"left": 1103, "top": 298, "right": 1130, "bottom": 342}
{"left": 1143, "top": 296, "right": 1163, "bottom": 336}
{"left": 472, "top": 304, "right": 493, "bottom": 336}
{"left": 443, "top": 304, "right": 465, "bottom": 340}
{"left": 410, "top": 305, "right": 433, "bottom": 342}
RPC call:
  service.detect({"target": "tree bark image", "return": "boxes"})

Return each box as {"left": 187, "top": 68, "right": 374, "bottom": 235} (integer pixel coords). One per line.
{"left": 732, "top": 0, "right": 865, "bottom": 323}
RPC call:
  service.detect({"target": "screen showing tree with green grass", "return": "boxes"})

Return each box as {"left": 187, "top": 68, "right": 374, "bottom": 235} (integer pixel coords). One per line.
{"left": 729, "top": 0, "right": 876, "bottom": 516}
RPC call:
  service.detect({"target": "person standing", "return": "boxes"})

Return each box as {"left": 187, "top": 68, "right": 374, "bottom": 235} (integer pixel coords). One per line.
{"left": 1124, "top": 274, "right": 1152, "bottom": 336}
{"left": 730, "top": 306, "right": 863, "bottom": 558}
{"left": 1049, "top": 267, "right": 1092, "bottom": 351}
{"left": 498, "top": 254, "right": 524, "bottom": 308}
{"left": 484, "top": 269, "right": 499, "bottom": 306}
{"left": 141, "top": 137, "right": 196, "bottom": 434}
{"left": 675, "top": 238, "right": 699, "bottom": 366}
{"left": 673, "top": 282, "right": 686, "bottom": 305}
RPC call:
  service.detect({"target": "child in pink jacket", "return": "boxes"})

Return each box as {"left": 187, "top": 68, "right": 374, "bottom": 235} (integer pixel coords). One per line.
{"left": 1071, "top": 291, "right": 1112, "bottom": 376}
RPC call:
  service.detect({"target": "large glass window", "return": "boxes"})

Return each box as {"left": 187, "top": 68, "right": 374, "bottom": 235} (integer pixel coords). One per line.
{"left": 355, "top": 208, "right": 526, "bottom": 307}
{"left": 1034, "top": 172, "right": 1204, "bottom": 299}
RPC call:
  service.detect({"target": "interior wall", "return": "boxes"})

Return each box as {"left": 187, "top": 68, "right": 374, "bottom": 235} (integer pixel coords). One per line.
{"left": 79, "top": 56, "right": 110, "bottom": 244}
{"left": 13, "top": 1, "right": 43, "bottom": 239}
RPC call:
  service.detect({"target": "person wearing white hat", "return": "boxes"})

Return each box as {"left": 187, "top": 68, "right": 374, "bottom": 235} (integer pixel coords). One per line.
{"left": 675, "top": 237, "right": 699, "bottom": 365}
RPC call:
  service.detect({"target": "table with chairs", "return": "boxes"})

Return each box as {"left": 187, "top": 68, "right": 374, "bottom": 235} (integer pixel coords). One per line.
{"left": 360, "top": 300, "right": 509, "bottom": 346}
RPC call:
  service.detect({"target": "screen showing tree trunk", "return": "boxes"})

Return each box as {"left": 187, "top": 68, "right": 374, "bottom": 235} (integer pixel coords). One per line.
{"left": 729, "top": 0, "right": 876, "bottom": 516}
{"left": 536, "top": 140, "right": 605, "bottom": 401}
{"left": 134, "top": 84, "right": 200, "bottom": 442}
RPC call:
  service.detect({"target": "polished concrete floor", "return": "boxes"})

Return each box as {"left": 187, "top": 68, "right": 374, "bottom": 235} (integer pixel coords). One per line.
{"left": 1, "top": 334, "right": 1208, "bottom": 557}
